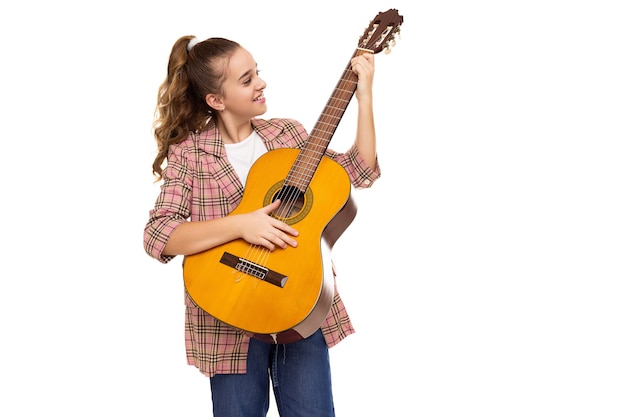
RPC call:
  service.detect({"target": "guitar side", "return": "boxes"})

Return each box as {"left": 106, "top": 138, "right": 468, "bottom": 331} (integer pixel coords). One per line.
{"left": 183, "top": 148, "right": 352, "bottom": 337}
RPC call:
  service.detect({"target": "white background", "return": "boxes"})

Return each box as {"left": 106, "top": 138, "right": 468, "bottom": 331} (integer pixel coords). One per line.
{"left": 1, "top": 1, "right": 625, "bottom": 416}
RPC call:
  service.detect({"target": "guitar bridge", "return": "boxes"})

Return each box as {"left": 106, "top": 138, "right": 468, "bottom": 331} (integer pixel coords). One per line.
{"left": 220, "top": 252, "right": 288, "bottom": 288}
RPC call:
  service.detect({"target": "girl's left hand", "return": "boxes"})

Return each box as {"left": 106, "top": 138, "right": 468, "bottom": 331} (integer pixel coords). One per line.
{"left": 351, "top": 53, "right": 375, "bottom": 100}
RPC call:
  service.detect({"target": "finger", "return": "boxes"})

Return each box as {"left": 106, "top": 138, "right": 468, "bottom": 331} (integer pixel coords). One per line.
{"left": 261, "top": 239, "right": 277, "bottom": 251}
{"left": 273, "top": 220, "right": 299, "bottom": 237}
{"left": 265, "top": 234, "right": 287, "bottom": 250}
{"left": 278, "top": 232, "right": 298, "bottom": 247}
{"left": 267, "top": 228, "right": 298, "bottom": 249}
{"left": 261, "top": 199, "right": 281, "bottom": 214}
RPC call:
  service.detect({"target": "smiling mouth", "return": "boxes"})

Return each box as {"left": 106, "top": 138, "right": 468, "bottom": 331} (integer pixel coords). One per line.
{"left": 254, "top": 94, "right": 265, "bottom": 102}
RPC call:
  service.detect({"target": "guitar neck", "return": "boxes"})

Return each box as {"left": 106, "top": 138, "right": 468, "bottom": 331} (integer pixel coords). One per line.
{"left": 284, "top": 48, "right": 370, "bottom": 191}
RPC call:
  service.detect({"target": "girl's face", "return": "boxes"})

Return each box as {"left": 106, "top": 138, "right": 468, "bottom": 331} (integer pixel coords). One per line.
{"left": 218, "top": 47, "right": 267, "bottom": 120}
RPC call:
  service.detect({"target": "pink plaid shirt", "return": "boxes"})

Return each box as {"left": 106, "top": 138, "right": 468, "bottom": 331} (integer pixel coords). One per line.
{"left": 144, "top": 117, "right": 381, "bottom": 377}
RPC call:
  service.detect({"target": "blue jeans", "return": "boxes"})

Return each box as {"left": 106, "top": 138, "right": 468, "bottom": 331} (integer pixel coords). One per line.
{"left": 209, "top": 329, "right": 335, "bottom": 417}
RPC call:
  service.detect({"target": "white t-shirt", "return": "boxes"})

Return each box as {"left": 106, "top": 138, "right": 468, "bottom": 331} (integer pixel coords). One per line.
{"left": 224, "top": 130, "right": 267, "bottom": 186}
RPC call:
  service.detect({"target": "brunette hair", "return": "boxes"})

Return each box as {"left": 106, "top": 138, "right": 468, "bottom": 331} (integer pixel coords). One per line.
{"left": 151, "top": 36, "right": 240, "bottom": 180}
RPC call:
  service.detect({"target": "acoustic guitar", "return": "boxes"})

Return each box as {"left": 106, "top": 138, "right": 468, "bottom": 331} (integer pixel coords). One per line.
{"left": 183, "top": 9, "right": 403, "bottom": 343}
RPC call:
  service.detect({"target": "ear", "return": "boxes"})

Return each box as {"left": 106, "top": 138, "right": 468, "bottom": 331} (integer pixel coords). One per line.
{"left": 205, "top": 93, "right": 224, "bottom": 111}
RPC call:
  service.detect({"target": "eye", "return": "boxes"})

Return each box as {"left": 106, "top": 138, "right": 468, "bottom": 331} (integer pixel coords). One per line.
{"left": 243, "top": 70, "right": 260, "bottom": 86}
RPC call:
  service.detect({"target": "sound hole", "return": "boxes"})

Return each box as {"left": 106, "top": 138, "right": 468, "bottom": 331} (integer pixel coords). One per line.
{"left": 265, "top": 182, "right": 313, "bottom": 225}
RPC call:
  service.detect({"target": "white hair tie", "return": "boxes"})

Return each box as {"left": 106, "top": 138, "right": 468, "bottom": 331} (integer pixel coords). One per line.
{"left": 187, "top": 37, "right": 200, "bottom": 51}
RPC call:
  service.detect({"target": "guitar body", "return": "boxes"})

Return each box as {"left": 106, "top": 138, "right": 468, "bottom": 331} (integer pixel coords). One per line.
{"left": 183, "top": 148, "right": 352, "bottom": 342}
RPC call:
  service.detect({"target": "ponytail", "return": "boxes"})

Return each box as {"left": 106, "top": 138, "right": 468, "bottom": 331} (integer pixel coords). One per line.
{"left": 151, "top": 36, "right": 240, "bottom": 180}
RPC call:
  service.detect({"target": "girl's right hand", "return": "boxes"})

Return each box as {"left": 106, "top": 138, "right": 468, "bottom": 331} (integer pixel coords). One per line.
{"left": 239, "top": 199, "right": 299, "bottom": 250}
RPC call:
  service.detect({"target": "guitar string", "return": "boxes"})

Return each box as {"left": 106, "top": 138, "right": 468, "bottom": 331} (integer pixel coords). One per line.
{"left": 271, "top": 65, "right": 356, "bottom": 225}
{"left": 236, "top": 56, "right": 359, "bottom": 286}
{"left": 278, "top": 61, "right": 358, "bottom": 207}
{"left": 237, "top": 64, "right": 358, "bottom": 284}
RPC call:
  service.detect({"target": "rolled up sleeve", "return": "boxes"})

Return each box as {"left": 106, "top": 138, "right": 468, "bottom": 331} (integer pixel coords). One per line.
{"left": 327, "top": 143, "right": 381, "bottom": 189}
{"left": 143, "top": 144, "right": 193, "bottom": 263}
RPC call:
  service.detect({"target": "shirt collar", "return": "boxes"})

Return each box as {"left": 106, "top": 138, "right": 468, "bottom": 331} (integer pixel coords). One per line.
{"left": 193, "top": 118, "right": 280, "bottom": 157}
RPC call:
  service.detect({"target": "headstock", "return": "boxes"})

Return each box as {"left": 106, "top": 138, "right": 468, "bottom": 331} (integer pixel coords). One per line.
{"left": 358, "top": 9, "right": 404, "bottom": 55}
